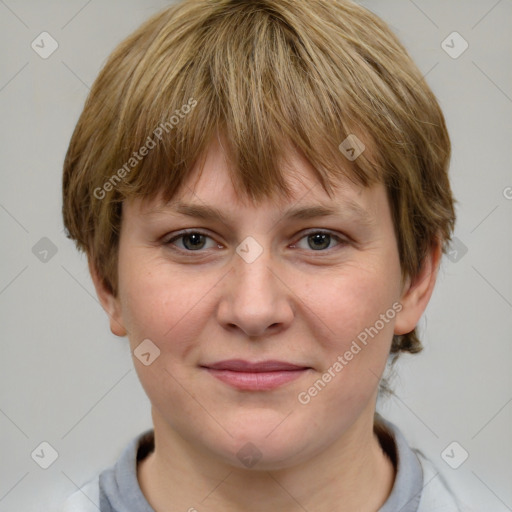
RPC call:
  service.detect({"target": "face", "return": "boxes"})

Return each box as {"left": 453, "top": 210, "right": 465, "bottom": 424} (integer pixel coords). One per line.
{"left": 99, "top": 136, "right": 428, "bottom": 470}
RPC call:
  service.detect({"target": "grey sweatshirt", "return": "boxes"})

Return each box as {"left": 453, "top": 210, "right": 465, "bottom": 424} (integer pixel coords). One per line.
{"left": 61, "top": 417, "right": 466, "bottom": 511}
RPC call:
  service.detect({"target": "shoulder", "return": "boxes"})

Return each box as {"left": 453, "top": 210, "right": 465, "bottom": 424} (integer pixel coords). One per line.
{"left": 415, "top": 450, "right": 468, "bottom": 511}
{"left": 59, "top": 429, "right": 154, "bottom": 512}
{"left": 60, "top": 477, "right": 100, "bottom": 512}
{"left": 376, "top": 415, "right": 470, "bottom": 512}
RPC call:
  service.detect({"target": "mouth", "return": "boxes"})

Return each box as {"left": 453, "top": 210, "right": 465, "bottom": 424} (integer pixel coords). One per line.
{"left": 200, "top": 359, "right": 312, "bottom": 391}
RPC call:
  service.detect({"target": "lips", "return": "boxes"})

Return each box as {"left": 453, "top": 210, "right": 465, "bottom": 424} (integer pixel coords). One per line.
{"left": 204, "top": 359, "right": 308, "bottom": 372}
{"left": 201, "top": 359, "right": 310, "bottom": 391}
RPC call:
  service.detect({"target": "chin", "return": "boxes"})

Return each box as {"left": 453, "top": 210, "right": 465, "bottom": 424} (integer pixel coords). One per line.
{"left": 211, "top": 421, "right": 316, "bottom": 471}
{"left": 229, "top": 439, "right": 317, "bottom": 471}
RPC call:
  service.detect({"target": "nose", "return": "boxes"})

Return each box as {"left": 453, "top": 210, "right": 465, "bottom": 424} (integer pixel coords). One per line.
{"left": 216, "top": 242, "right": 294, "bottom": 338}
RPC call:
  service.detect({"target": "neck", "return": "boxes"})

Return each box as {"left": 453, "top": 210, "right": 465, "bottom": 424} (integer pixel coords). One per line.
{"left": 138, "top": 410, "right": 395, "bottom": 512}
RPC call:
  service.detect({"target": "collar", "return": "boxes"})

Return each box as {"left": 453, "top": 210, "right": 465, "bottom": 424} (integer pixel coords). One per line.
{"left": 99, "top": 417, "right": 423, "bottom": 512}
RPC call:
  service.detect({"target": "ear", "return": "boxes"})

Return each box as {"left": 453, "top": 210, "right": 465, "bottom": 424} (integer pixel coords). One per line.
{"left": 394, "top": 240, "right": 442, "bottom": 336}
{"left": 88, "top": 257, "right": 127, "bottom": 337}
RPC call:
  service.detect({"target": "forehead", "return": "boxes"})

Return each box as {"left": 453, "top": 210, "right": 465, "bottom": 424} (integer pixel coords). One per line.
{"left": 134, "top": 134, "right": 380, "bottom": 220}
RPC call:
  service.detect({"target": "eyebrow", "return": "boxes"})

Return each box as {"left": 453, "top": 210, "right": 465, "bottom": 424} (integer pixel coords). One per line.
{"left": 145, "top": 200, "right": 374, "bottom": 227}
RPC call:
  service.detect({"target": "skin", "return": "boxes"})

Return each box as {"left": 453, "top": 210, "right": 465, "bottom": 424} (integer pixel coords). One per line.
{"left": 91, "top": 134, "right": 441, "bottom": 512}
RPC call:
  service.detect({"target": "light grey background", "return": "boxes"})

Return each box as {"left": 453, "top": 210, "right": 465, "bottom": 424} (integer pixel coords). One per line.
{"left": 0, "top": 1, "right": 511, "bottom": 510}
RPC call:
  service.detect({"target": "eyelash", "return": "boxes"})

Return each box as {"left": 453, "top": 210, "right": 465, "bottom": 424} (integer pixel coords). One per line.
{"left": 163, "top": 229, "right": 348, "bottom": 255}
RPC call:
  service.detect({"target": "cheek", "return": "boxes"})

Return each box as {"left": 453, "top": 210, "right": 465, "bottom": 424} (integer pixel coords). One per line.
{"left": 302, "top": 262, "right": 400, "bottom": 350}
{"left": 294, "top": 260, "right": 400, "bottom": 409}
{"left": 118, "top": 260, "right": 214, "bottom": 411}
{"left": 118, "top": 256, "right": 222, "bottom": 361}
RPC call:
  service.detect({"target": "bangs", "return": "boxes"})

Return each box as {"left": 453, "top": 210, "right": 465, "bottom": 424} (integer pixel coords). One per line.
{"left": 63, "top": 0, "right": 454, "bottom": 356}
{"left": 103, "top": 0, "right": 384, "bottom": 210}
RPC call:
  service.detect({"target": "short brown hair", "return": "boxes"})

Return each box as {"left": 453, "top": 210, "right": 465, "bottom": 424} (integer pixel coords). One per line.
{"left": 62, "top": 0, "right": 455, "bottom": 355}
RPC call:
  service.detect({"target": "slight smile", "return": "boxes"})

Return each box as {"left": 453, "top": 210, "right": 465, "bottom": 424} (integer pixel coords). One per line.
{"left": 201, "top": 360, "right": 312, "bottom": 391}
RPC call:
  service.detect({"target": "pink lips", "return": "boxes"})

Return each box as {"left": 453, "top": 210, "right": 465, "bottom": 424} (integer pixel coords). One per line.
{"left": 202, "top": 359, "right": 310, "bottom": 391}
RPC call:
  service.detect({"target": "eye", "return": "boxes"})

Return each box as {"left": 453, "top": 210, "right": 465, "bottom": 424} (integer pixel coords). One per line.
{"left": 164, "top": 229, "right": 347, "bottom": 254}
{"left": 165, "top": 230, "right": 220, "bottom": 252}
{"left": 292, "top": 230, "right": 346, "bottom": 251}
